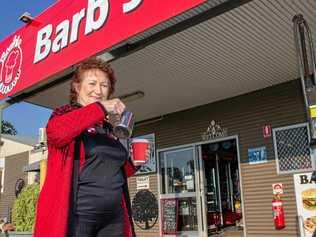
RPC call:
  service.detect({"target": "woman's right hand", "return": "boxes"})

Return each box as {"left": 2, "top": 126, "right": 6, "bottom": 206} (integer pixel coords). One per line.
{"left": 100, "top": 98, "right": 126, "bottom": 116}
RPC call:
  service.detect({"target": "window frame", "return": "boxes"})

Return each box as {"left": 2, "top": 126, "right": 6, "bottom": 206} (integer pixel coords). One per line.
{"left": 160, "top": 146, "right": 197, "bottom": 195}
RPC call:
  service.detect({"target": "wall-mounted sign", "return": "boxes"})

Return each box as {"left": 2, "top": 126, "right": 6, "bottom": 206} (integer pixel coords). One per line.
{"left": 263, "top": 125, "right": 272, "bottom": 138}
{"left": 136, "top": 176, "right": 150, "bottom": 190}
{"left": 132, "top": 190, "right": 158, "bottom": 230}
{"left": 201, "top": 120, "right": 228, "bottom": 141}
{"left": 133, "top": 133, "right": 156, "bottom": 175}
{"left": 272, "top": 183, "right": 283, "bottom": 195}
{"left": 161, "top": 198, "right": 178, "bottom": 235}
{"left": 294, "top": 172, "right": 316, "bottom": 236}
{"left": 248, "top": 146, "right": 267, "bottom": 165}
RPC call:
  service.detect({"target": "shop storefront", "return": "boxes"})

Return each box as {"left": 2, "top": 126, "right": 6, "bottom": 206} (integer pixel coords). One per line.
{"left": 128, "top": 79, "right": 310, "bottom": 237}
{"left": 157, "top": 136, "right": 242, "bottom": 236}
{"left": 0, "top": 0, "right": 315, "bottom": 236}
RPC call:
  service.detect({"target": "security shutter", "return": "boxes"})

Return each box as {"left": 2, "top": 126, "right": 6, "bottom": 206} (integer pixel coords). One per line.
{"left": 273, "top": 123, "right": 313, "bottom": 174}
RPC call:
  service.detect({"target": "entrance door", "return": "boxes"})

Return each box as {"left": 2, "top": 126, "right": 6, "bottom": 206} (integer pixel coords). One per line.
{"left": 159, "top": 146, "right": 203, "bottom": 236}
{"left": 199, "top": 138, "right": 244, "bottom": 236}
{"left": 158, "top": 139, "right": 243, "bottom": 237}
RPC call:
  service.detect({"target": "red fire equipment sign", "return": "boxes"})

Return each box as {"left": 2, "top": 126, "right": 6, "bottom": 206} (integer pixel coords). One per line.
{"left": 272, "top": 183, "right": 284, "bottom": 195}
{"left": 263, "top": 124, "right": 272, "bottom": 138}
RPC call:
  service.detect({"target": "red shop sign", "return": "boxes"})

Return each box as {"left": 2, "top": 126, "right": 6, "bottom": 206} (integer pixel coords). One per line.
{"left": 263, "top": 124, "right": 272, "bottom": 138}
{"left": 0, "top": 0, "right": 206, "bottom": 99}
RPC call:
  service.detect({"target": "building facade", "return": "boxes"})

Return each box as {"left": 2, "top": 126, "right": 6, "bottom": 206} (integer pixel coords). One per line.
{"left": 0, "top": 135, "right": 36, "bottom": 220}
{"left": 0, "top": 0, "right": 315, "bottom": 236}
{"left": 129, "top": 79, "right": 308, "bottom": 236}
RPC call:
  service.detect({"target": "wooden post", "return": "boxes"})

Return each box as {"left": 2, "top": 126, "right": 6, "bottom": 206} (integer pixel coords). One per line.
{"left": 40, "top": 159, "right": 47, "bottom": 190}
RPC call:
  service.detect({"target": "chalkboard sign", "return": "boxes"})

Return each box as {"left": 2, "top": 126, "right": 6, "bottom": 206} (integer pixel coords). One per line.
{"left": 161, "top": 198, "right": 178, "bottom": 234}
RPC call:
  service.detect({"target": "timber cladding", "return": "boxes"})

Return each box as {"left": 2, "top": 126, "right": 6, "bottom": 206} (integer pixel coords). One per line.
{"left": 128, "top": 174, "right": 159, "bottom": 236}
{"left": 129, "top": 79, "right": 305, "bottom": 236}
{"left": 0, "top": 151, "right": 29, "bottom": 220}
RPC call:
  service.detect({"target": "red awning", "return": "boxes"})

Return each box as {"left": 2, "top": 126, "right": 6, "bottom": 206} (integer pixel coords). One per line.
{"left": 0, "top": 0, "right": 206, "bottom": 100}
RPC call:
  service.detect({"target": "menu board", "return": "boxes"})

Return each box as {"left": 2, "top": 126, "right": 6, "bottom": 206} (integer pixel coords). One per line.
{"left": 294, "top": 172, "right": 316, "bottom": 237}
{"left": 161, "top": 198, "right": 178, "bottom": 234}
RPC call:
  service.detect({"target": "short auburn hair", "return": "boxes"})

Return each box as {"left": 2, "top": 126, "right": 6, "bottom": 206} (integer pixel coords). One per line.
{"left": 70, "top": 58, "right": 116, "bottom": 103}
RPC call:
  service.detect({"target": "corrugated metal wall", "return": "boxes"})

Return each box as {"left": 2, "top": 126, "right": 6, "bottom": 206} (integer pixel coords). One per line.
{"left": 241, "top": 161, "right": 298, "bottom": 236}
{"left": 129, "top": 79, "right": 306, "bottom": 236}
{"left": 0, "top": 151, "right": 29, "bottom": 220}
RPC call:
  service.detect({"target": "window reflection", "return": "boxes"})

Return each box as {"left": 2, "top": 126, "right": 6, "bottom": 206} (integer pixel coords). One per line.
{"left": 178, "top": 197, "right": 198, "bottom": 231}
{"left": 160, "top": 148, "right": 196, "bottom": 194}
{"left": 159, "top": 148, "right": 198, "bottom": 234}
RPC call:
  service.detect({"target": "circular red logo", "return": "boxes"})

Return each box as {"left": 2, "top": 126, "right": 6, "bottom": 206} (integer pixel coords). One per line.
{"left": 0, "top": 35, "right": 23, "bottom": 95}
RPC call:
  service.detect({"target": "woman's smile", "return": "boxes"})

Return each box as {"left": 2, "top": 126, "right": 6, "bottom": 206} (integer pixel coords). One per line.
{"left": 76, "top": 69, "right": 110, "bottom": 106}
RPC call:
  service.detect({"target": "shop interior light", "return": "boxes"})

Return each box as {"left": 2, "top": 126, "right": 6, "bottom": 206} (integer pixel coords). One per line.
{"left": 118, "top": 90, "right": 145, "bottom": 102}
{"left": 19, "top": 12, "right": 34, "bottom": 24}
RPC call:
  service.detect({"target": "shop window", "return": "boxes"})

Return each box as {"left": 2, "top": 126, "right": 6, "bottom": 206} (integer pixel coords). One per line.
{"left": 159, "top": 147, "right": 198, "bottom": 234}
{"left": 159, "top": 148, "right": 196, "bottom": 194}
{"left": 273, "top": 123, "right": 312, "bottom": 174}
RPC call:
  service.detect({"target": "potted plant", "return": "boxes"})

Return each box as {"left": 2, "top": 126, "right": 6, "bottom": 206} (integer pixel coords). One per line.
{"left": 9, "top": 184, "right": 39, "bottom": 237}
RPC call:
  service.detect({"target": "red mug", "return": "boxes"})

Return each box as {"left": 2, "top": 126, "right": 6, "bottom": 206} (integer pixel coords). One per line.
{"left": 130, "top": 138, "right": 150, "bottom": 164}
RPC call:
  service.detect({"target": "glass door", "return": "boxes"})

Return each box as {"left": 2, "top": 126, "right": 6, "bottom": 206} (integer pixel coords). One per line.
{"left": 159, "top": 146, "right": 203, "bottom": 237}
{"left": 200, "top": 139, "right": 244, "bottom": 236}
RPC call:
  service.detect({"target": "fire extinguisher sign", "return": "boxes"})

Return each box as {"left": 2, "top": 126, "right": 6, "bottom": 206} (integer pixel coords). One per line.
{"left": 294, "top": 172, "right": 316, "bottom": 236}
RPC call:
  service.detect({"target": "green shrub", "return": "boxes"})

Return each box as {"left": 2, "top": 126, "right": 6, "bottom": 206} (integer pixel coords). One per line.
{"left": 11, "top": 184, "right": 40, "bottom": 232}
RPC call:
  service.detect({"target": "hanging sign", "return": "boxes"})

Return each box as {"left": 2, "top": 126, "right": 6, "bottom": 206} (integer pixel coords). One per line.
{"left": 294, "top": 172, "right": 316, "bottom": 236}
{"left": 0, "top": 0, "right": 206, "bottom": 100}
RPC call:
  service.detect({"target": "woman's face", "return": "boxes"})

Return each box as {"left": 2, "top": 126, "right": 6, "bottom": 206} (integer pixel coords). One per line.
{"left": 76, "top": 69, "right": 110, "bottom": 106}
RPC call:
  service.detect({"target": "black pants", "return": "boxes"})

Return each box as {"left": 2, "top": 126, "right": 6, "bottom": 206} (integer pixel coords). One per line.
{"left": 70, "top": 210, "right": 124, "bottom": 237}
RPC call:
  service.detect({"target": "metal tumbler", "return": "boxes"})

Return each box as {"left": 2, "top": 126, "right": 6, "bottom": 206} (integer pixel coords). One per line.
{"left": 113, "top": 110, "right": 134, "bottom": 139}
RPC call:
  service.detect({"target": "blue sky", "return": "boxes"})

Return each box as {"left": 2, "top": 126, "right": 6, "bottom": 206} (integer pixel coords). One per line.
{"left": 0, "top": 1, "right": 56, "bottom": 138}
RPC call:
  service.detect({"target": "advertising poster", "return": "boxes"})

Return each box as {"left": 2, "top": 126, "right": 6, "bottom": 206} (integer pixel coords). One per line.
{"left": 133, "top": 133, "right": 156, "bottom": 175}
{"left": 294, "top": 172, "right": 316, "bottom": 237}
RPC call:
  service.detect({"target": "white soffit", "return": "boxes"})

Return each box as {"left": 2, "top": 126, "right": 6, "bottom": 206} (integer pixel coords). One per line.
{"left": 27, "top": 0, "right": 316, "bottom": 122}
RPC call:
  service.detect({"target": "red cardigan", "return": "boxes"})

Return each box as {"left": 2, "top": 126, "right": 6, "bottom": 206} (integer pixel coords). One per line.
{"left": 34, "top": 102, "right": 136, "bottom": 237}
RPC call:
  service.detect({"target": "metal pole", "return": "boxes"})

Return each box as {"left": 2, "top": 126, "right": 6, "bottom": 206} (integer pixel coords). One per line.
{"left": 304, "top": 19, "right": 316, "bottom": 85}
{"left": 293, "top": 14, "right": 316, "bottom": 143}
{"left": 293, "top": 14, "right": 316, "bottom": 178}
{"left": 39, "top": 158, "right": 47, "bottom": 190}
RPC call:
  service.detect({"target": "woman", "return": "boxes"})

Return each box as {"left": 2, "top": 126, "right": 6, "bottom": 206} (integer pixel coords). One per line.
{"left": 34, "top": 58, "right": 140, "bottom": 237}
